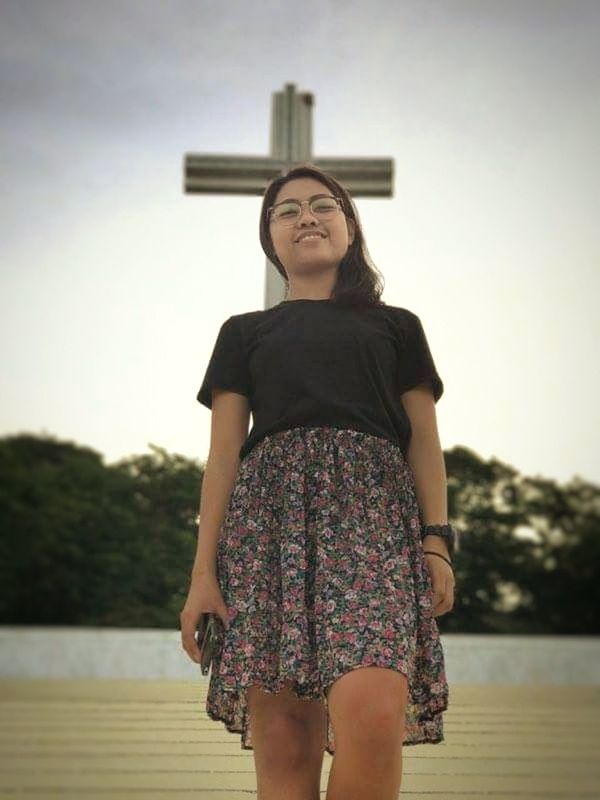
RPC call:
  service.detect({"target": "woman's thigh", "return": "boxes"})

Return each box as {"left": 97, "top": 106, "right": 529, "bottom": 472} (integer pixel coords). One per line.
{"left": 326, "top": 666, "right": 408, "bottom": 750}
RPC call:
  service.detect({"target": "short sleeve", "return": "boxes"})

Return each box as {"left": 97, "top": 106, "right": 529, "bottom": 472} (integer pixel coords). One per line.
{"left": 396, "top": 310, "right": 444, "bottom": 402}
{"left": 196, "top": 316, "right": 252, "bottom": 409}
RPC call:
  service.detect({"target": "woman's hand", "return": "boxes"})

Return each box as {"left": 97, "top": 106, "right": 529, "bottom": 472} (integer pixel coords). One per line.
{"left": 423, "top": 552, "right": 455, "bottom": 617}
{"left": 180, "top": 572, "right": 230, "bottom": 664}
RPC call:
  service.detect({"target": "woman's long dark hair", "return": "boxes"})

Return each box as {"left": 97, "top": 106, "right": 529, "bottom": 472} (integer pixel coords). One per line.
{"left": 259, "top": 163, "right": 386, "bottom": 308}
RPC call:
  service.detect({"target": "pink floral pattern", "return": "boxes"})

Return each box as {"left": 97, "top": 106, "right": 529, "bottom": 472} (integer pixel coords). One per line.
{"left": 205, "top": 426, "right": 449, "bottom": 755}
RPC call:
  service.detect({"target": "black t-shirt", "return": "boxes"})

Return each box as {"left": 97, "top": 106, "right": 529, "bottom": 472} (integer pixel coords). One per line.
{"left": 197, "top": 299, "right": 444, "bottom": 462}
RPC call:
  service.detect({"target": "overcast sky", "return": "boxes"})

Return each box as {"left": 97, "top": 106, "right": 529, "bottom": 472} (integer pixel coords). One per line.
{"left": 1, "top": 0, "right": 599, "bottom": 486}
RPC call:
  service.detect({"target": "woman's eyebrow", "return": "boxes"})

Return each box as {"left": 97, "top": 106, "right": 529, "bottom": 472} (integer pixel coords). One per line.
{"left": 276, "top": 193, "right": 331, "bottom": 204}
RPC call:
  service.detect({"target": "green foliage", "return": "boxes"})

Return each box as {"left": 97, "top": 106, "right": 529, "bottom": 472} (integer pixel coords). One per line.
{"left": 0, "top": 435, "right": 201, "bottom": 628}
{"left": 1, "top": 435, "right": 598, "bottom": 633}
{"left": 437, "top": 446, "right": 600, "bottom": 635}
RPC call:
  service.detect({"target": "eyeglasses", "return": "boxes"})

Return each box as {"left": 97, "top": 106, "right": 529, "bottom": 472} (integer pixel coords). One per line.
{"left": 267, "top": 194, "right": 343, "bottom": 227}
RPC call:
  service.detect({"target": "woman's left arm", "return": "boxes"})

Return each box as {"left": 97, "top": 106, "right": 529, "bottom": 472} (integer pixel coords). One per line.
{"left": 401, "top": 384, "right": 455, "bottom": 616}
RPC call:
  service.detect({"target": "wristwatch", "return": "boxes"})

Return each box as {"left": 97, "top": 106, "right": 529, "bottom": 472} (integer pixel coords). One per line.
{"left": 421, "top": 523, "right": 457, "bottom": 557}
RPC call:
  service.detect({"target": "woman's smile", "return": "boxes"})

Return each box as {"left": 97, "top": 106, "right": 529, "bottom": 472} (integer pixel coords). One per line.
{"left": 296, "top": 234, "right": 326, "bottom": 244}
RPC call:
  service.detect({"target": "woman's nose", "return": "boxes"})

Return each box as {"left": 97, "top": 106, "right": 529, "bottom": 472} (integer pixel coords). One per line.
{"left": 297, "top": 202, "right": 319, "bottom": 223}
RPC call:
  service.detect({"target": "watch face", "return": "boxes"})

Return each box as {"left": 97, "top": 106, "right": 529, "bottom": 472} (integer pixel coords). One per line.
{"left": 423, "top": 525, "right": 455, "bottom": 555}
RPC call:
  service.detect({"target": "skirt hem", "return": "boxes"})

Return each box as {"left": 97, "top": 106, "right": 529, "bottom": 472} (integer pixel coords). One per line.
{"left": 206, "top": 656, "right": 447, "bottom": 756}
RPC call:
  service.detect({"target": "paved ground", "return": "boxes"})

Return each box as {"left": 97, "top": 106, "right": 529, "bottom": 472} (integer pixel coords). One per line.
{"left": 0, "top": 679, "right": 598, "bottom": 798}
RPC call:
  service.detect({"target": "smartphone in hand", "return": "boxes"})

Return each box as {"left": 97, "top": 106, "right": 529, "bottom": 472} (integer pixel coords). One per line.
{"left": 195, "top": 612, "right": 217, "bottom": 676}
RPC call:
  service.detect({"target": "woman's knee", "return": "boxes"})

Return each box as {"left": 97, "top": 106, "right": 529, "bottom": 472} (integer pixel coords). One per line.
{"left": 252, "top": 711, "right": 321, "bottom": 769}
{"left": 248, "top": 683, "right": 327, "bottom": 768}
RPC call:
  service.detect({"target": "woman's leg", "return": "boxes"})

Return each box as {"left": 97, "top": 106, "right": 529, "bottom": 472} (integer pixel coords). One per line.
{"left": 325, "top": 666, "right": 408, "bottom": 800}
{"left": 247, "top": 681, "right": 328, "bottom": 800}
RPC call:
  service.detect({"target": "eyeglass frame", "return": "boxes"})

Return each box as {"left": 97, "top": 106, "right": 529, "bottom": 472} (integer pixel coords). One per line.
{"left": 267, "top": 194, "right": 345, "bottom": 225}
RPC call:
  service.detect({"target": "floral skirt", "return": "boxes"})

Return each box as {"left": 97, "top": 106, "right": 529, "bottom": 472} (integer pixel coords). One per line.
{"left": 205, "top": 426, "right": 449, "bottom": 756}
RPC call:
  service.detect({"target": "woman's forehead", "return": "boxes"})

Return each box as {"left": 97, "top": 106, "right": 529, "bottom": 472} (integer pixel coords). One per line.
{"left": 274, "top": 178, "right": 331, "bottom": 204}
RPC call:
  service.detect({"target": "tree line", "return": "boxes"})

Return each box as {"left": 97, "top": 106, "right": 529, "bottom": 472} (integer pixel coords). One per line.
{"left": 0, "top": 433, "right": 597, "bottom": 634}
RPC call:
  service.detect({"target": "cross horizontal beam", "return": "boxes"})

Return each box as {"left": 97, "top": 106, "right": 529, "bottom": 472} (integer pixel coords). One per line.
{"left": 183, "top": 154, "right": 393, "bottom": 197}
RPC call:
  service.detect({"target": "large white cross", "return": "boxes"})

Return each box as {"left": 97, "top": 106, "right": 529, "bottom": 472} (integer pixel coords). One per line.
{"left": 184, "top": 82, "right": 394, "bottom": 308}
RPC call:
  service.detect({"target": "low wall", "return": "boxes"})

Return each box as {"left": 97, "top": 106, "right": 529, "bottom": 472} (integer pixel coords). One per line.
{"left": 0, "top": 627, "right": 597, "bottom": 684}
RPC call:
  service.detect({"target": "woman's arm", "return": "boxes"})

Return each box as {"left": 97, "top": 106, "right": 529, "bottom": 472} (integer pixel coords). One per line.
{"left": 401, "top": 384, "right": 450, "bottom": 558}
{"left": 191, "top": 388, "right": 251, "bottom": 579}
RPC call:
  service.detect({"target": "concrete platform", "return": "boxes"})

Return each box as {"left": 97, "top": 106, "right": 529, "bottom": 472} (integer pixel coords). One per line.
{"left": 0, "top": 679, "right": 598, "bottom": 798}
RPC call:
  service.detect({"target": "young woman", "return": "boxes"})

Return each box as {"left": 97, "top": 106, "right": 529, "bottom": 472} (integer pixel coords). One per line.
{"left": 181, "top": 164, "right": 456, "bottom": 800}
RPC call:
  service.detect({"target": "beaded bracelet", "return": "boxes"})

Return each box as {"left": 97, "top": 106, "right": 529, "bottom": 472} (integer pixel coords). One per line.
{"left": 423, "top": 550, "right": 454, "bottom": 570}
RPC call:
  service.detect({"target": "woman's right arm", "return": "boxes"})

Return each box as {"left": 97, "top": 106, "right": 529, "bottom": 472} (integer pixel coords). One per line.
{"left": 190, "top": 387, "right": 251, "bottom": 579}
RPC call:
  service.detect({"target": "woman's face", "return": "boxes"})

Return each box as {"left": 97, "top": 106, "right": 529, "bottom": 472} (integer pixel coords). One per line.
{"left": 268, "top": 177, "right": 355, "bottom": 278}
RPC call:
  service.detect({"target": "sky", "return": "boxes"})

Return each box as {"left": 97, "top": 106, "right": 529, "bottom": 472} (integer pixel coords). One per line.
{"left": 1, "top": 0, "right": 599, "bottom": 487}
